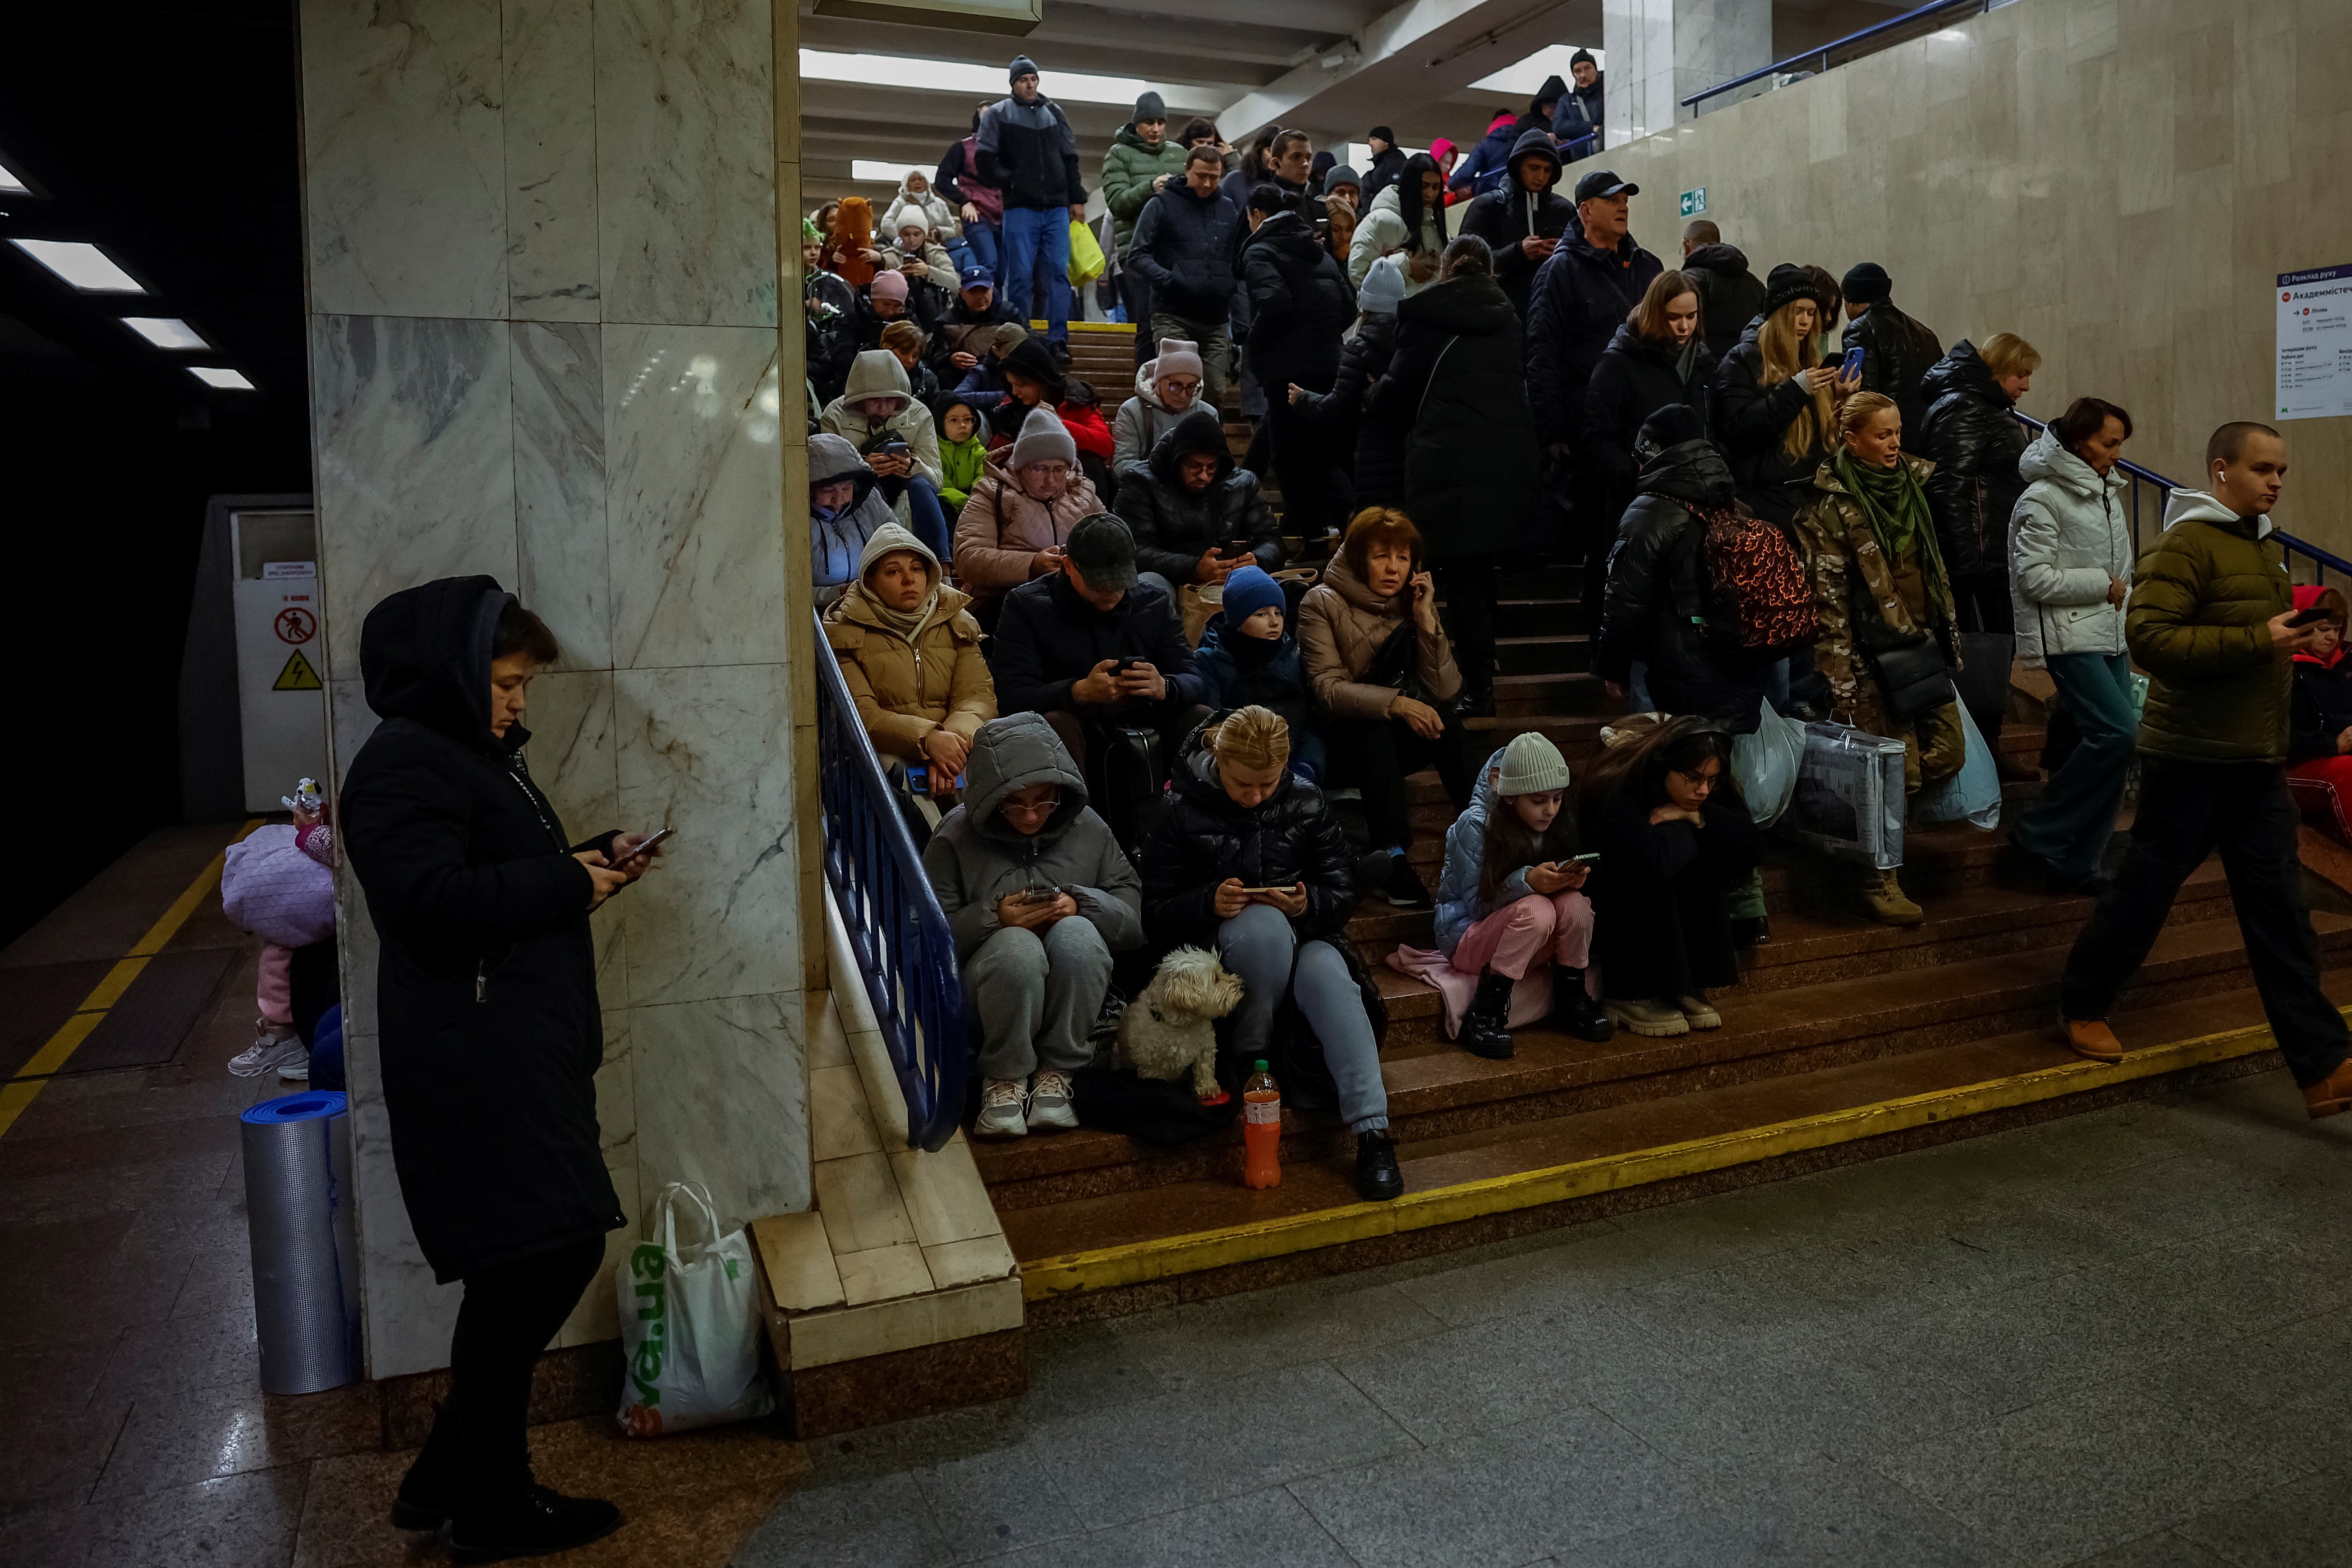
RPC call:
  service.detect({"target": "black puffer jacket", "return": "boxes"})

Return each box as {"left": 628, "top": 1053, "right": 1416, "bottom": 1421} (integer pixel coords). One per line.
{"left": 340, "top": 577, "right": 626, "bottom": 1284}
{"left": 1139, "top": 740, "right": 1359, "bottom": 948}
{"left": 1377, "top": 271, "right": 1538, "bottom": 560}
{"left": 1360, "top": 144, "right": 1410, "bottom": 205}
{"left": 1582, "top": 321, "right": 1718, "bottom": 513}
{"left": 1595, "top": 441, "right": 1768, "bottom": 734}
{"left": 1843, "top": 300, "right": 1943, "bottom": 438}
{"left": 1128, "top": 182, "right": 1246, "bottom": 319}
{"left": 1115, "top": 409, "right": 1282, "bottom": 585}
{"left": 1456, "top": 128, "right": 1574, "bottom": 316}
{"left": 1679, "top": 243, "right": 1766, "bottom": 361}
{"left": 1917, "top": 340, "right": 2030, "bottom": 579}
{"left": 1525, "top": 230, "right": 1663, "bottom": 443}
{"left": 1241, "top": 211, "right": 1354, "bottom": 389}
{"left": 988, "top": 570, "right": 1206, "bottom": 721}
{"left": 1712, "top": 339, "right": 1826, "bottom": 527}
{"left": 1295, "top": 314, "right": 1404, "bottom": 506}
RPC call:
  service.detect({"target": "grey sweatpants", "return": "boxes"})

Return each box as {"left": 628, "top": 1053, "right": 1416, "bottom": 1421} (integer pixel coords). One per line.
{"left": 1216, "top": 903, "right": 1388, "bottom": 1134}
{"left": 966, "top": 917, "right": 1113, "bottom": 1082}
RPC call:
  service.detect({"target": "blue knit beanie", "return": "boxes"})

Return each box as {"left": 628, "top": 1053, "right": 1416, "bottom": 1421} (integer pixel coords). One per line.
{"left": 1221, "top": 566, "right": 1284, "bottom": 630}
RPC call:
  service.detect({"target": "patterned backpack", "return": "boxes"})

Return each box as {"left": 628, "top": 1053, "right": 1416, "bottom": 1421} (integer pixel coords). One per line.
{"left": 1698, "top": 503, "right": 1818, "bottom": 656}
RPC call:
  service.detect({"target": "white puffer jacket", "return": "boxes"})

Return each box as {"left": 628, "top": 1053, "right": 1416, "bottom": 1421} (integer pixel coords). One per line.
{"left": 2009, "top": 426, "right": 2132, "bottom": 666}
{"left": 881, "top": 174, "right": 960, "bottom": 242}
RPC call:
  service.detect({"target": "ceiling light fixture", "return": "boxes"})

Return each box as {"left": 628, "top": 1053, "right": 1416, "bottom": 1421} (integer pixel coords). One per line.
{"left": 188, "top": 367, "right": 256, "bottom": 390}
{"left": 9, "top": 238, "right": 146, "bottom": 292}
{"left": 851, "top": 159, "right": 932, "bottom": 185}
{"left": 122, "top": 317, "right": 211, "bottom": 350}
{"left": 800, "top": 48, "right": 1181, "bottom": 108}
{"left": 0, "top": 160, "right": 29, "bottom": 196}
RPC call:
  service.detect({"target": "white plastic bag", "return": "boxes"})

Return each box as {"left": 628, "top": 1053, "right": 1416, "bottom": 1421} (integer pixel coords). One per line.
{"left": 1729, "top": 698, "right": 1805, "bottom": 829}
{"left": 616, "top": 1182, "right": 773, "bottom": 1437}
{"left": 1785, "top": 721, "right": 1907, "bottom": 869}
{"left": 1912, "top": 704, "right": 2003, "bottom": 831}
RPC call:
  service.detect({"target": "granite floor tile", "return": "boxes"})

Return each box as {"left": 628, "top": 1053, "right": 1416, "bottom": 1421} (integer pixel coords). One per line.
{"left": 1385, "top": 1219, "right": 1693, "bottom": 1328}
{"left": 1013, "top": 1322, "right": 1169, "bottom": 1422}
{"left": 1286, "top": 1402, "right": 1700, "bottom": 1568}
{"left": 1028, "top": 1361, "right": 1417, "bottom": 1530}
{"left": 0, "top": 1504, "right": 94, "bottom": 1568}
{"left": 85, "top": 1466, "right": 306, "bottom": 1568}
{"left": 2168, "top": 1467, "right": 2352, "bottom": 1567}
{"left": 993, "top": 1487, "right": 1356, "bottom": 1568}
{"left": 730, "top": 1469, "right": 954, "bottom": 1568}
{"left": 1105, "top": 1272, "right": 1448, "bottom": 1394}
{"left": 90, "top": 1379, "right": 379, "bottom": 1502}
{"left": 906, "top": 1435, "right": 1085, "bottom": 1562}
{"left": 2064, "top": 1531, "right": 2234, "bottom": 1566}
{"left": 2027, "top": 1150, "right": 2283, "bottom": 1250}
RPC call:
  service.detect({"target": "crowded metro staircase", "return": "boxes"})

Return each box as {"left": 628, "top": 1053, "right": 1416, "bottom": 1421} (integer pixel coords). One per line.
{"left": 995, "top": 323, "right": 2352, "bottom": 1326}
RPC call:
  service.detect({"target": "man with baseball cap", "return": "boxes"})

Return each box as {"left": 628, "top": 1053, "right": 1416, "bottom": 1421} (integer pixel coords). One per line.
{"left": 986, "top": 510, "right": 1208, "bottom": 800}
{"left": 923, "top": 263, "right": 1022, "bottom": 386}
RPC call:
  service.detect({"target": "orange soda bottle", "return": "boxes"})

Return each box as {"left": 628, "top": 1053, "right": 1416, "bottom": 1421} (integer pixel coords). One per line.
{"left": 1242, "top": 1059, "right": 1281, "bottom": 1189}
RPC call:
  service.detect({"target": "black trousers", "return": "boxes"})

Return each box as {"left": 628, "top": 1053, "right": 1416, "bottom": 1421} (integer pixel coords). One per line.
{"left": 1435, "top": 556, "right": 1499, "bottom": 697}
{"left": 1123, "top": 268, "right": 1155, "bottom": 366}
{"left": 1265, "top": 394, "right": 1345, "bottom": 540}
{"left": 404, "top": 1235, "right": 606, "bottom": 1514}
{"left": 1329, "top": 711, "right": 1474, "bottom": 851}
{"left": 2062, "top": 757, "right": 2350, "bottom": 1086}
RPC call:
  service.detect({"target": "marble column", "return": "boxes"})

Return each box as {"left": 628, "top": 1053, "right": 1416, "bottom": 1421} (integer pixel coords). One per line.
{"left": 1603, "top": 0, "right": 1774, "bottom": 144}
{"left": 299, "top": 0, "right": 815, "bottom": 1378}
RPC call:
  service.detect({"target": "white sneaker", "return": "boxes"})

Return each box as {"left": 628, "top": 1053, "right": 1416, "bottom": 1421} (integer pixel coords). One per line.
{"left": 1026, "top": 1070, "right": 1079, "bottom": 1131}
{"left": 974, "top": 1078, "right": 1029, "bottom": 1138}
{"left": 230, "top": 1022, "right": 306, "bottom": 1079}
{"left": 278, "top": 1054, "right": 312, "bottom": 1082}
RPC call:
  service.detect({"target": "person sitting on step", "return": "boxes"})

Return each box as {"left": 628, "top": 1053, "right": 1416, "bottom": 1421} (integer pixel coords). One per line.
{"left": 2287, "top": 585, "right": 2352, "bottom": 846}
{"left": 1578, "top": 713, "right": 1765, "bottom": 1038}
{"left": 1138, "top": 706, "right": 1403, "bottom": 1201}
{"left": 1115, "top": 407, "right": 1282, "bottom": 603}
{"left": 1194, "top": 566, "right": 1323, "bottom": 784}
{"left": 1112, "top": 339, "right": 1220, "bottom": 472}
{"left": 1436, "top": 733, "right": 1616, "bottom": 1059}
{"left": 923, "top": 713, "right": 1143, "bottom": 1138}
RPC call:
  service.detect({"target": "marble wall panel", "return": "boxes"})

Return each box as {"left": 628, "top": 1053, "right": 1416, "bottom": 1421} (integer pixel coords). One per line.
{"left": 300, "top": 0, "right": 507, "bottom": 320}
{"left": 503, "top": 0, "right": 603, "bottom": 319}
{"left": 594, "top": 0, "right": 778, "bottom": 327}
{"left": 611, "top": 663, "right": 798, "bottom": 1007}
{"left": 630, "top": 990, "right": 810, "bottom": 1234}
{"left": 602, "top": 325, "right": 789, "bottom": 670}
{"left": 512, "top": 322, "right": 611, "bottom": 670}
{"left": 312, "top": 314, "right": 519, "bottom": 676}
{"left": 344, "top": 1029, "right": 466, "bottom": 1378}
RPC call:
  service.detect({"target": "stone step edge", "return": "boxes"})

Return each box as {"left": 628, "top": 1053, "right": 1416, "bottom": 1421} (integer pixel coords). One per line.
{"left": 1017, "top": 1007, "right": 2302, "bottom": 1303}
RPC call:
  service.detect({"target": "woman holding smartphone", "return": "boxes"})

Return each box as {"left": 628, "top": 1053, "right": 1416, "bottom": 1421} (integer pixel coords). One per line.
{"left": 1139, "top": 706, "right": 1402, "bottom": 1200}
{"left": 1433, "top": 732, "right": 1615, "bottom": 1059}
{"left": 341, "top": 578, "right": 662, "bottom": 1558}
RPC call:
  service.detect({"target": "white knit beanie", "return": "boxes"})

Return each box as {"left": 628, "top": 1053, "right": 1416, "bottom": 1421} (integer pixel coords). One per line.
{"left": 1150, "top": 339, "right": 1204, "bottom": 385}
{"left": 1010, "top": 405, "right": 1078, "bottom": 469}
{"left": 1495, "top": 732, "right": 1571, "bottom": 797}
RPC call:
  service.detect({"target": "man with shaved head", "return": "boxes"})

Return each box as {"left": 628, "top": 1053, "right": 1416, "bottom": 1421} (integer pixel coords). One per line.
{"left": 2057, "top": 421, "right": 2352, "bottom": 1118}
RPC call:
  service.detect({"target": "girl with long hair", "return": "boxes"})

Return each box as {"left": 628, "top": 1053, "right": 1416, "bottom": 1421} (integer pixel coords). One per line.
{"left": 1350, "top": 152, "right": 1450, "bottom": 294}
{"left": 1713, "top": 263, "right": 1856, "bottom": 527}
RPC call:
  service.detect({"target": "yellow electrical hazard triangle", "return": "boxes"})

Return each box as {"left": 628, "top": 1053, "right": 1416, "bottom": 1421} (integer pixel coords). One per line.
{"left": 273, "top": 649, "right": 324, "bottom": 691}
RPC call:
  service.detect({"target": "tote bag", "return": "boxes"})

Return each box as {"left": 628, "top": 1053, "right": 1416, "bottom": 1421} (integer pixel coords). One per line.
{"left": 616, "top": 1183, "right": 773, "bottom": 1436}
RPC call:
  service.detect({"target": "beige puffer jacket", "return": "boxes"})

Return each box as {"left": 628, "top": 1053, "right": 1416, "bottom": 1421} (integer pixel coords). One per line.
{"left": 950, "top": 470, "right": 1106, "bottom": 606}
{"left": 824, "top": 583, "right": 996, "bottom": 761}
{"left": 1298, "top": 552, "right": 1463, "bottom": 720}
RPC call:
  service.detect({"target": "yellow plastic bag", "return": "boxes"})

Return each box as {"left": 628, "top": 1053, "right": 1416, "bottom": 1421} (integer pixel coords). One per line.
{"left": 1067, "top": 219, "right": 1106, "bottom": 285}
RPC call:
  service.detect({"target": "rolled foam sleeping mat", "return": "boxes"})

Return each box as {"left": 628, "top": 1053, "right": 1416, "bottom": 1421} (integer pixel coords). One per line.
{"left": 240, "top": 1091, "right": 362, "bottom": 1395}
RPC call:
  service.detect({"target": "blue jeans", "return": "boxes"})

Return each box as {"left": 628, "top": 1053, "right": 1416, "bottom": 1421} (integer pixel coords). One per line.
{"left": 1217, "top": 903, "right": 1387, "bottom": 1133}
{"left": 961, "top": 220, "right": 999, "bottom": 276}
{"left": 2012, "top": 651, "right": 2135, "bottom": 883}
{"left": 998, "top": 207, "right": 1069, "bottom": 341}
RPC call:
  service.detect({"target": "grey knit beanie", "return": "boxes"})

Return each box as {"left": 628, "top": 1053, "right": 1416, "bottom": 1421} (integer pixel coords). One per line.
{"left": 1495, "top": 732, "right": 1571, "bottom": 797}
{"left": 1010, "top": 405, "right": 1078, "bottom": 469}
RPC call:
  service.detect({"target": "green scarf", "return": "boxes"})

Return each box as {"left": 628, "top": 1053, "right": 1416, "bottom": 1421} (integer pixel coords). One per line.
{"left": 1833, "top": 449, "right": 1942, "bottom": 577}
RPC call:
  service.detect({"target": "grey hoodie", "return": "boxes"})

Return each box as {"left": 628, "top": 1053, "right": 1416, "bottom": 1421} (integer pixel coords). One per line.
{"left": 920, "top": 712, "right": 1144, "bottom": 962}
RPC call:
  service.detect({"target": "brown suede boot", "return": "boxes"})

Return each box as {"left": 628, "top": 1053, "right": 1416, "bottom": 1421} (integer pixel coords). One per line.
{"left": 2060, "top": 1016, "right": 2124, "bottom": 1064}
{"left": 2303, "top": 1058, "right": 2352, "bottom": 1120}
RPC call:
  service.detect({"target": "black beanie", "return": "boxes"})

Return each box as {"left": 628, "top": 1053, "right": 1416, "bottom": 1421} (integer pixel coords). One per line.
{"left": 1841, "top": 261, "right": 1892, "bottom": 306}
{"left": 1635, "top": 404, "right": 1708, "bottom": 462}
{"left": 1763, "top": 262, "right": 1826, "bottom": 320}
{"left": 1132, "top": 90, "right": 1165, "bottom": 124}
{"left": 1009, "top": 55, "right": 1040, "bottom": 84}
{"left": 1369, "top": 125, "right": 1395, "bottom": 145}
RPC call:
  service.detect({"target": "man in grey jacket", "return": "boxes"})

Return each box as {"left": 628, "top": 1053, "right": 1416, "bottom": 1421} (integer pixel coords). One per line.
{"left": 923, "top": 713, "right": 1144, "bottom": 1136}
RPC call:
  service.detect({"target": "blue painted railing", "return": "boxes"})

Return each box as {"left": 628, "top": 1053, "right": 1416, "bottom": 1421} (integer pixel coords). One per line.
{"left": 813, "top": 612, "right": 966, "bottom": 1153}
{"left": 2012, "top": 411, "right": 2352, "bottom": 586}
{"left": 1684, "top": 0, "right": 1993, "bottom": 111}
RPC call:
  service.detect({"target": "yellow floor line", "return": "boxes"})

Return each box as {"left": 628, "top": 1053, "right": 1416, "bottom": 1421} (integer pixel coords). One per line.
{"left": 0, "top": 820, "right": 264, "bottom": 1141}
{"left": 1022, "top": 1015, "right": 2303, "bottom": 1301}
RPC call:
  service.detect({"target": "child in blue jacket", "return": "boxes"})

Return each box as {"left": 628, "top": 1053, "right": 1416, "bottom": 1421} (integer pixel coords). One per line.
{"left": 1193, "top": 567, "right": 1324, "bottom": 783}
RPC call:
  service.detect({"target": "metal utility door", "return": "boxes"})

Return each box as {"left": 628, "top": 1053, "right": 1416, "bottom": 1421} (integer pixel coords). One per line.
{"left": 230, "top": 509, "right": 327, "bottom": 812}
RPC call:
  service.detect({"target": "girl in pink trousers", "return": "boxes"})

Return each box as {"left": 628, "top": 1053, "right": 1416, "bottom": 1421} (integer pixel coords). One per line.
{"left": 223, "top": 782, "right": 337, "bottom": 1080}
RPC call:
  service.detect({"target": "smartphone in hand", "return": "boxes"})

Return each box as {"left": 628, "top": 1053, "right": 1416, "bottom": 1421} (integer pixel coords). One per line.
{"left": 1839, "top": 344, "right": 1865, "bottom": 380}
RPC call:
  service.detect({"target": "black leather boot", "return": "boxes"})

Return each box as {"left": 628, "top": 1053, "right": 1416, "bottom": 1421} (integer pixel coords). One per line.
{"left": 1355, "top": 1130, "right": 1403, "bottom": 1200}
{"left": 449, "top": 1485, "right": 622, "bottom": 1560}
{"left": 1457, "top": 970, "right": 1516, "bottom": 1059}
{"left": 1547, "top": 968, "right": 1616, "bottom": 1043}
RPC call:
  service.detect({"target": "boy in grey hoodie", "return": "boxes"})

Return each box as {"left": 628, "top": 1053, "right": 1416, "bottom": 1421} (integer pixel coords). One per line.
{"left": 923, "top": 713, "right": 1144, "bottom": 1135}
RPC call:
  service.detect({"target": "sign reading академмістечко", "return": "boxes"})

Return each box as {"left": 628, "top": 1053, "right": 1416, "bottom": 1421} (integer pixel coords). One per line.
{"left": 2278, "top": 265, "right": 2352, "bottom": 420}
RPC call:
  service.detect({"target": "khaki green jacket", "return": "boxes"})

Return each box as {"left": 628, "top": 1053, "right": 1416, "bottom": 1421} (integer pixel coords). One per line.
{"left": 2129, "top": 498, "right": 2293, "bottom": 763}
{"left": 1100, "top": 127, "right": 1189, "bottom": 253}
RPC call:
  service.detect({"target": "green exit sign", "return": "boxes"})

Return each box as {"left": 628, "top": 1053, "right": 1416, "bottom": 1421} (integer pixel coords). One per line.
{"left": 1679, "top": 187, "right": 1707, "bottom": 218}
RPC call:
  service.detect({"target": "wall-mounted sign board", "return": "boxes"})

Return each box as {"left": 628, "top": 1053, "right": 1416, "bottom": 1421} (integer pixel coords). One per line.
{"left": 2278, "top": 265, "right": 2352, "bottom": 420}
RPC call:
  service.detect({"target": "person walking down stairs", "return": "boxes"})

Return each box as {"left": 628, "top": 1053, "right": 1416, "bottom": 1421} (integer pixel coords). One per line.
{"left": 1435, "top": 733, "right": 1617, "bottom": 1059}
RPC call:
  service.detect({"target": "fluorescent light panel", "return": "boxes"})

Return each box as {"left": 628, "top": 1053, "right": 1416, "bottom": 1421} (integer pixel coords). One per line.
{"left": 851, "top": 159, "right": 931, "bottom": 184}
{"left": 122, "top": 317, "right": 210, "bottom": 350}
{"left": 0, "top": 160, "right": 28, "bottom": 195}
{"left": 9, "top": 238, "right": 145, "bottom": 292}
{"left": 188, "top": 367, "right": 255, "bottom": 390}
{"left": 801, "top": 48, "right": 1172, "bottom": 108}
{"left": 1470, "top": 43, "right": 1604, "bottom": 95}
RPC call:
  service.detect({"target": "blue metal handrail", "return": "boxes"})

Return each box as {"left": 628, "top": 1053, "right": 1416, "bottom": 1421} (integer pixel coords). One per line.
{"left": 1684, "top": 0, "right": 1989, "bottom": 110}
{"left": 2012, "top": 411, "right": 2352, "bottom": 586}
{"left": 812, "top": 612, "right": 967, "bottom": 1152}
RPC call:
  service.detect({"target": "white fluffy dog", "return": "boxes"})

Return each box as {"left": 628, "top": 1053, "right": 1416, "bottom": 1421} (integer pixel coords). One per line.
{"left": 1115, "top": 946, "right": 1247, "bottom": 1099}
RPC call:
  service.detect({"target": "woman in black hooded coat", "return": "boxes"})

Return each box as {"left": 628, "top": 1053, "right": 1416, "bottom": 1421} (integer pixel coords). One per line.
{"left": 340, "top": 576, "right": 652, "bottom": 1555}
{"left": 1370, "top": 235, "right": 1538, "bottom": 714}
{"left": 1242, "top": 192, "right": 1357, "bottom": 540}
{"left": 1582, "top": 268, "right": 1717, "bottom": 547}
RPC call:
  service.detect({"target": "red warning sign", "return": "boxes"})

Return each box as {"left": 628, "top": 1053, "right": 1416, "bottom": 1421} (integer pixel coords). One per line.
{"left": 275, "top": 607, "right": 317, "bottom": 645}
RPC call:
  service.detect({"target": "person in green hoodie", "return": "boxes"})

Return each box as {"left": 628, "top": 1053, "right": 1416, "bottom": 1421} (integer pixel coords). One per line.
{"left": 936, "top": 393, "right": 990, "bottom": 518}
{"left": 1100, "top": 91, "right": 1188, "bottom": 368}
{"left": 2058, "top": 421, "right": 2352, "bottom": 1120}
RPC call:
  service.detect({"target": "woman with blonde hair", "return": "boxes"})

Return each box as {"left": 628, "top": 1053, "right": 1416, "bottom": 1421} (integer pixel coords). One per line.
{"left": 1919, "top": 331, "right": 2039, "bottom": 749}
{"left": 1713, "top": 263, "right": 1860, "bottom": 528}
{"left": 1138, "top": 706, "right": 1402, "bottom": 1199}
{"left": 1794, "top": 389, "right": 1963, "bottom": 925}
